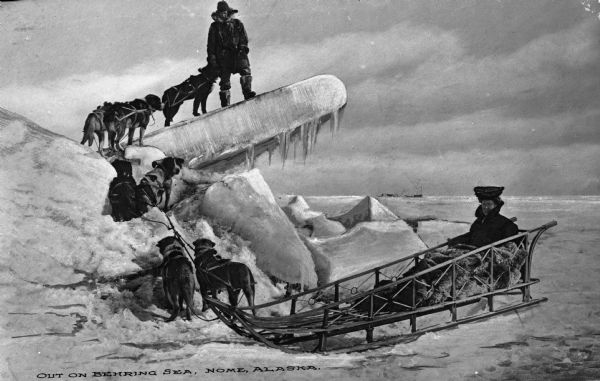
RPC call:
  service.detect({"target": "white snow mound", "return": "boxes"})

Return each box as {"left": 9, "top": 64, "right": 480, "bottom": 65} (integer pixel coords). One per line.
{"left": 330, "top": 196, "right": 398, "bottom": 228}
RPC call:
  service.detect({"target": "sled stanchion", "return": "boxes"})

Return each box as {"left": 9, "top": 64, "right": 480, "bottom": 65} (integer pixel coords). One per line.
{"left": 317, "top": 309, "right": 330, "bottom": 351}
{"left": 290, "top": 297, "right": 296, "bottom": 315}
{"left": 333, "top": 283, "right": 340, "bottom": 311}
{"left": 488, "top": 249, "right": 495, "bottom": 312}
{"left": 366, "top": 292, "right": 375, "bottom": 343}
{"left": 411, "top": 278, "right": 417, "bottom": 332}
{"left": 451, "top": 261, "right": 457, "bottom": 321}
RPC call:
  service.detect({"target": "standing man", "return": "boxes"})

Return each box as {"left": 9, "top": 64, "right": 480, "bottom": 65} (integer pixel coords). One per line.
{"left": 207, "top": 1, "right": 256, "bottom": 107}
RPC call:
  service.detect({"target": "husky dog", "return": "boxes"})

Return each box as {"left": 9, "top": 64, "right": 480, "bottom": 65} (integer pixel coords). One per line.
{"left": 156, "top": 236, "right": 196, "bottom": 322}
{"left": 80, "top": 102, "right": 116, "bottom": 155}
{"left": 193, "top": 238, "right": 256, "bottom": 316}
{"left": 106, "top": 94, "right": 163, "bottom": 151}
{"left": 135, "top": 157, "right": 185, "bottom": 213}
{"left": 162, "top": 65, "right": 219, "bottom": 127}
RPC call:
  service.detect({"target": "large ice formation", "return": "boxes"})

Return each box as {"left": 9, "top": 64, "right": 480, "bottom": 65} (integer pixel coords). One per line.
{"left": 304, "top": 220, "right": 428, "bottom": 286}
{"left": 282, "top": 195, "right": 346, "bottom": 238}
{"left": 196, "top": 169, "right": 318, "bottom": 287}
{"left": 141, "top": 75, "right": 347, "bottom": 172}
{"left": 282, "top": 195, "right": 321, "bottom": 226}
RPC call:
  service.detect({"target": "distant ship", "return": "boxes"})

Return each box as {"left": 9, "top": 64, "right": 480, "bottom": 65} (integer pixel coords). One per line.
{"left": 404, "top": 184, "right": 423, "bottom": 198}
{"left": 378, "top": 185, "right": 423, "bottom": 198}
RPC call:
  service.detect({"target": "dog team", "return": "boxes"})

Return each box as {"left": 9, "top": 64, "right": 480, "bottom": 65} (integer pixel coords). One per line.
{"left": 81, "top": 1, "right": 256, "bottom": 154}
{"left": 158, "top": 235, "right": 256, "bottom": 322}
{"left": 109, "top": 157, "right": 256, "bottom": 321}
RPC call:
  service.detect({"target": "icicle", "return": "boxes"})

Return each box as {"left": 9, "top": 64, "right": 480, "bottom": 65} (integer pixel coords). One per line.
{"left": 293, "top": 126, "right": 300, "bottom": 160}
{"left": 278, "top": 132, "right": 287, "bottom": 167}
{"left": 330, "top": 110, "right": 339, "bottom": 135}
{"left": 309, "top": 120, "right": 318, "bottom": 153}
{"left": 301, "top": 122, "right": 310, "bottom": 162}
{"left": 247, "top": 144, "right": 256, "bottom": 169}
{"left": 337, "top": 105, "right": 346, "bottom": 132}
{"left": 278, "top": 130, "right": 292, "bottom": 167}
{"left": 304, "top": 122, "right": 312, "bottom": 155}
{"left": 267, "top": 144, "right": 273, "bottom": 166}
{"left": 285, "top": 131, "right": 293, "bottom": 159}
{"left": 329, "top": 111, "right": 336, "bottom": 137}
{"left": 312, "top": 120, "right": 321, "bottom": 149}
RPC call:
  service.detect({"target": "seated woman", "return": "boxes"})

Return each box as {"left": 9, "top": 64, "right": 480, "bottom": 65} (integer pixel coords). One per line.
{"left": 448, "top": 186, "right": 519, "bottom": 249}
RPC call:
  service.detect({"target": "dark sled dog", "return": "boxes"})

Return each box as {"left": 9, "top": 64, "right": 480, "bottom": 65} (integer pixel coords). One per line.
{"left": 105, "top": 94, "right": 162, "bottom": 151}
{"left": 135, "top": 156, "right": 185, "bottom": 214}
{"left": 162, "top": 65, "right": 219, "bottom": 127}
{"left": 193, "top": 239, "right": 256, "bottom": 316}
{"left": 156, "top": 236, "right": 196, "bottom": 322}
{"left": 107, "top": 159, "right": 138, "bottom": 222}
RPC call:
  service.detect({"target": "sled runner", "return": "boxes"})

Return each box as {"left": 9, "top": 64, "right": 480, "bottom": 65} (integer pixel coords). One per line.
{"left": 201, "top": 221, "right": 557, "bottom": 353}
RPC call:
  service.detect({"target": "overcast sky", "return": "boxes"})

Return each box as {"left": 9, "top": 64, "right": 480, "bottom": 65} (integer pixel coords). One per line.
{"left": 1, "top": 0, "right": 599, "bottom": 195}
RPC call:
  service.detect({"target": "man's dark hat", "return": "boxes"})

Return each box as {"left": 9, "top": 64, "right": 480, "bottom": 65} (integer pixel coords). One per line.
{"left": 474, "top": 186, "right": 504, "bottom": 201}
{"left": 193, "top": 238, "right": 216, "bottom": 248}
{"left": 216, "top": 1, "right": 237, "bottom": 14}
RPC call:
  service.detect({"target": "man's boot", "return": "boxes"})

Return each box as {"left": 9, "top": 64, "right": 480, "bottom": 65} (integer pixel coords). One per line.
{"left": 219, "top": 90, "right": 230, "bottom": 107}
{"left": 240, "top": 75, "right": 256, "bottom": 100}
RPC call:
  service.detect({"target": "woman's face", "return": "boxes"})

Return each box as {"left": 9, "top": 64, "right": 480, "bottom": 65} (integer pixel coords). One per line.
{"left": 480, "top": 199, "right": 497, "bottom": 216}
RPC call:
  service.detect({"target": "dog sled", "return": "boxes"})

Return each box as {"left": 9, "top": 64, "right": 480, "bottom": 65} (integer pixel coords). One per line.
{"left": 201, "top": 221, "right": 557, "bottom": 353}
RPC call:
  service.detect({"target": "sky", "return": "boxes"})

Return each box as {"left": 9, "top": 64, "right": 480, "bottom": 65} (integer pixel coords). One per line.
{"left": 1, "top": 0, "right": 599, "bottom": 196}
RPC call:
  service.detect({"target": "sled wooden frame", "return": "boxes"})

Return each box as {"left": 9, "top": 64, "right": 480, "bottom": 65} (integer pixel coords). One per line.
{"left": 203, "top": 220, "right": 557, "bottom": 353}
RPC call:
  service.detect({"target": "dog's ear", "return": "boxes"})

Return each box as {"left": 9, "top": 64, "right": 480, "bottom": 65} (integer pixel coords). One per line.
{"left": 157, "top": 236, "right": 178, "bottom": 252}
{"left": 156, "top": 238, "right": 168, "bottom": 253}
{"left": 157, "top": 156, "right": 173, "bottom": 172}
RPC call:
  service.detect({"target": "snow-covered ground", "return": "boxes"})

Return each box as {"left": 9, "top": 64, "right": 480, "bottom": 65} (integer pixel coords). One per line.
{"left": 1, "top": 108, "right": 599, "bottom": 381}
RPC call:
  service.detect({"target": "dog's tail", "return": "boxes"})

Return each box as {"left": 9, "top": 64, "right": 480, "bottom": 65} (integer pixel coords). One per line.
{"left": 80, "top": 113, "right": 99, "bottom": 146}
